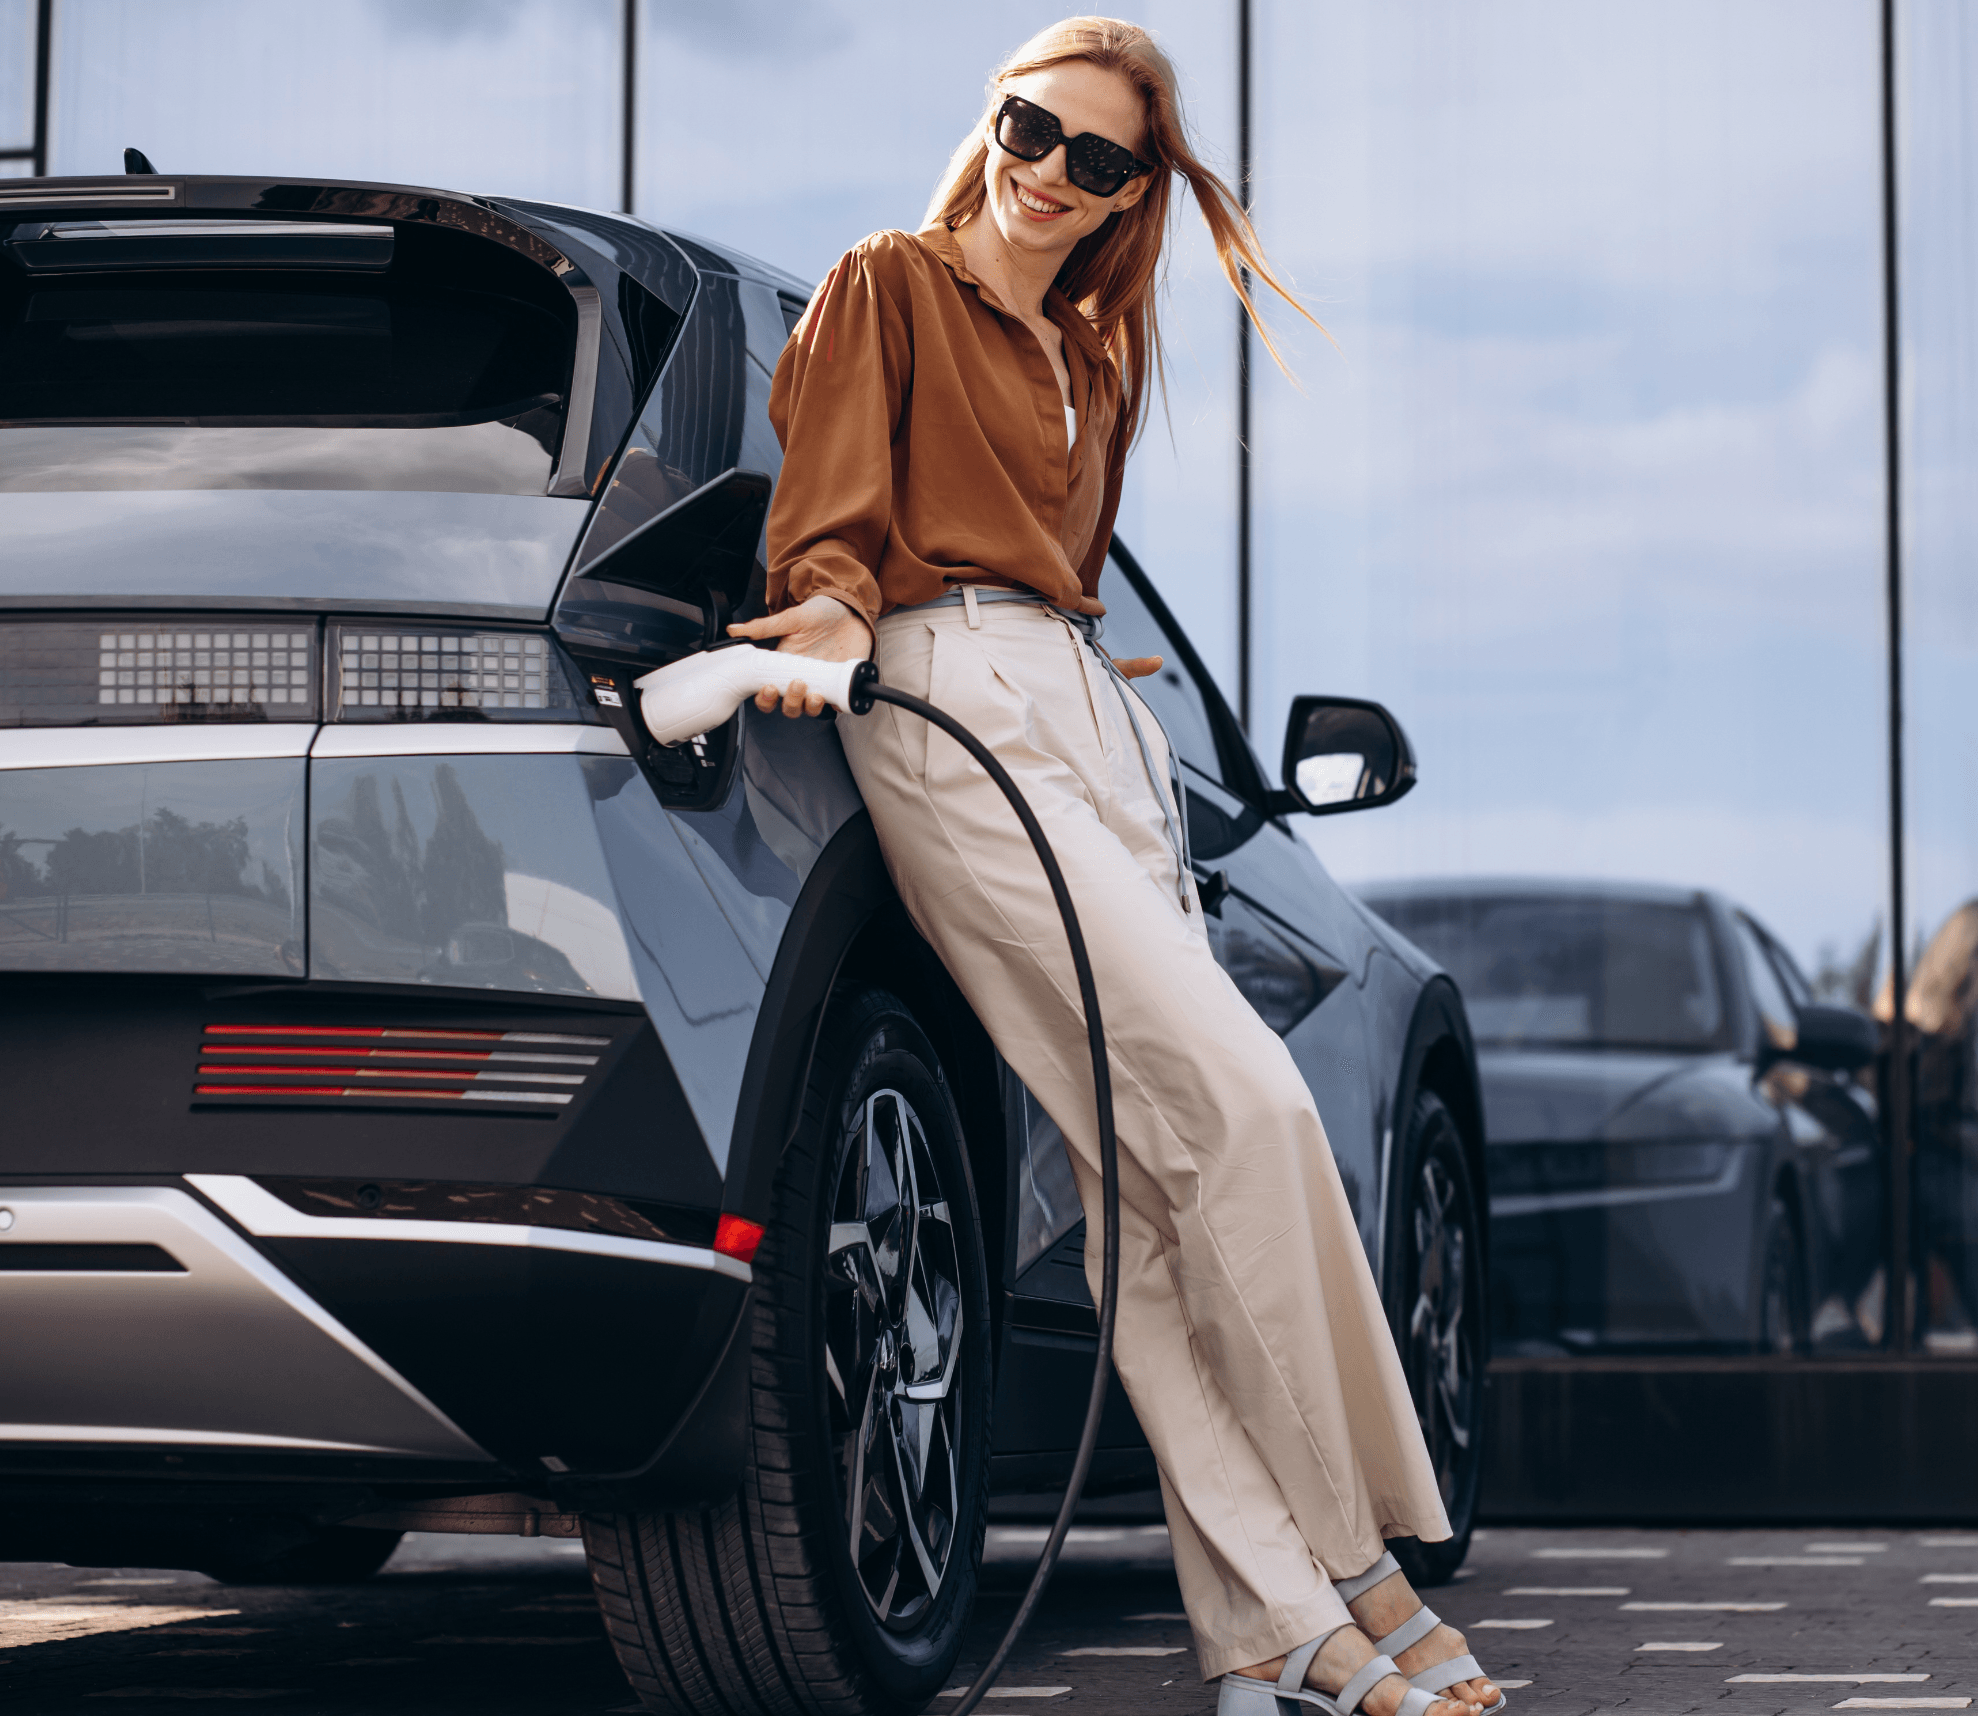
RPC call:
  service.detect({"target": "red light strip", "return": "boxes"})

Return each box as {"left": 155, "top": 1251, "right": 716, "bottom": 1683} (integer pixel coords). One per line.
{"left": 196, "top": 1083, "right": 348, "bottom": 1096}
{"left": 199, "top": 1064, "right": 583, "bottom": 1086}
{"left": 195, "top": 1045, "right": 595, "bottom": 1066}
{"left": 205, "top": 1024, "right": 607, "bottom": 1047}
{"left": 193, "top": 1084, "right": 571, "bottom": 1105}
{"left": 207, "top": 1024, "right": 485, "bottom": 1040}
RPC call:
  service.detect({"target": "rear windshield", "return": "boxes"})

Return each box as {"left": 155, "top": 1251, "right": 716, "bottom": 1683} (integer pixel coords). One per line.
{"left": 0, "top": 222, "right": 575, "bottom": 495}
{"left": 1367, "top": 892, "right": 1728, "bottom": 1051}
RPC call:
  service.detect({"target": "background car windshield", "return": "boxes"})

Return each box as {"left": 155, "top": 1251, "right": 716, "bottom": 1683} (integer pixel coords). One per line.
{"left": 0, "top": 253, "right": 573, "bottom": 495}
{"left": 1374, "top": 894, "right": 1726, "bottom": 1051}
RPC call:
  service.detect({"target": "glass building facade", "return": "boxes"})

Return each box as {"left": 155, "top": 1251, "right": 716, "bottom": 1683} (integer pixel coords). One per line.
{"left": 1251, "top": 1, "right": 1893, "bottom": 1372}
{"left": 14, "top": 0, "right": 1975, "bottom": 1501}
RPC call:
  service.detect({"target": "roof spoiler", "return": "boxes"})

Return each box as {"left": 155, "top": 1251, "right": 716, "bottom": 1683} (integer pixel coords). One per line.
{"left": 0, "top": 174, "right": 603, "bottom": 500}
{"left": 0, "top": 175, "right": 576, "bottom": 276}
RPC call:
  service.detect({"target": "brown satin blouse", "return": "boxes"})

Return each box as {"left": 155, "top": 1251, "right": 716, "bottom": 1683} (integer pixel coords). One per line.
{"left": 765, "top": 225, "right": 1125, "bottom": 628}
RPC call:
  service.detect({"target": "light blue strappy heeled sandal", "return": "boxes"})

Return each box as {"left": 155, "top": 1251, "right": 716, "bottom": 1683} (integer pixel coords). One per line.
{"left": 1334, "top": 1551, "right": 1508, "bottom": 1715}
{"left": 1215, "top": 1626, "right": 1444, "bottom": 1716}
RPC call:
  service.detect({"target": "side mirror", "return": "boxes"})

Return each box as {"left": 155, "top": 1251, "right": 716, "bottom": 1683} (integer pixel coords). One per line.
{"left": 1787, "top": 1003, "right": 1879, "bottom": 1073}
{"left": 1273, "top": 695, "right": 1418, "bottom": 817}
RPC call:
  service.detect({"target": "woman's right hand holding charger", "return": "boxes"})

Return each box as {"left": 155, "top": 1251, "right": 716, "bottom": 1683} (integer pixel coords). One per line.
{"left": 727, "top": 593, "right": 875, "bottom": 718}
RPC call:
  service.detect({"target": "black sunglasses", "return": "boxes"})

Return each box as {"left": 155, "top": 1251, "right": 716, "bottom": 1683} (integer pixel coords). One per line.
{"left": 994, "top": 94, "right": 1155, "bottom": 200}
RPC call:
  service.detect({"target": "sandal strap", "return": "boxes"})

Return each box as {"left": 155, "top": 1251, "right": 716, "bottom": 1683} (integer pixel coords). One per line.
{"left": 1278, "top": 1633, "right": 1330, "bottom": 1698}
{"left": 1333, "top": 1550, "right": 1402, "bottom": 1604}
{"left": 1410, "top": 1653, "right": 1483, "bottom": 1695}
{"left": 1394, "top": 1689, "right": 1442, "bottom": 1716}
{"left": 1373, "top": 1604, "right": 1441, "bottom": 1658}
{"left": 1215, "top": 1673, "right": 1319, "bottom": 1716}
{"left": 1335, "top": 1654, "right": 1403, "bottom": 1716}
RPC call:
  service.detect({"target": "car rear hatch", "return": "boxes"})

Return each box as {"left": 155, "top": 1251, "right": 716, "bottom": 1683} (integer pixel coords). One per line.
{"left": 0, "top": 180, "right": 625, "bottom": 618}
{"left": 0, "top": 177, "right": 696, "bottom": 979}
{"left": 2, "top": 187, "right": 548, "bottom": 978}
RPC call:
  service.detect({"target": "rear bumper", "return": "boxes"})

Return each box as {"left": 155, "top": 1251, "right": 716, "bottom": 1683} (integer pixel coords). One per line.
{"left": 186, "top": 1172, "right": 749, "bottom": 1281}
{"left": 0, "top": 1183, "right": 488, "bottom": 1461}
{"left": 0, "top": 1178, "right": 749, "bottom": 1486}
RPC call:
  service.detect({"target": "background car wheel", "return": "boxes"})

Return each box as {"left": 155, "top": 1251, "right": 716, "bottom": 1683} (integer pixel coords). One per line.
{"left": 1759, "top": 1195, "right": 1809, "bottom": 1354}
{"left": 585, "top": 984, "right": 993, "bottom": 1716}
{"left": 1384, "top": 1091, "right": 1486, "bottom": 1588}
{"left": 195, "top": 1525, "right": 403, "bottom": 1585}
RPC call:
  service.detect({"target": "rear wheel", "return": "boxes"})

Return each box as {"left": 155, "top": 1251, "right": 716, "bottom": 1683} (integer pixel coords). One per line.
{"left": 1385, "top": 1091, "right": 1486, "bottom": 1588}
{"left": 585, "top": 984, "right": 993, "bottom": 1715}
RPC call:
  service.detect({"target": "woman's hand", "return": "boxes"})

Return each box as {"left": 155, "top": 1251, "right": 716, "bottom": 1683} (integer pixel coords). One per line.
{"left": 1075, "top": 597, "right": 1159, "bottom": 680}
{"left": 727, "top": 594, "right": 875, "bottom": 717}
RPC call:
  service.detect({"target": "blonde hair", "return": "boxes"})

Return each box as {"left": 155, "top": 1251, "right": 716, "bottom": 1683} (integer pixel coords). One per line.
{"left": 923, "top": 15, "right": 1318, "bottom": 450}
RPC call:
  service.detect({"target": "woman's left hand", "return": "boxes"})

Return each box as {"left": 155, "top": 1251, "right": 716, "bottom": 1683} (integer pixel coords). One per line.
{"left": 1110, "top": 654, "right": 1162, "bottom": 680}
{"left": 727, "top": 594, "right": 875, "bottom": 717}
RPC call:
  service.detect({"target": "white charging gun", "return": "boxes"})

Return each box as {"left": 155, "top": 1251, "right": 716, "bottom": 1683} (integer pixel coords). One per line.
{"left": 633, "top": 645, "right": 873, "bottom": 746}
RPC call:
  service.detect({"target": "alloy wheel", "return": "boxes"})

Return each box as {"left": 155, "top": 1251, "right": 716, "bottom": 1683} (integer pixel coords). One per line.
{"left": 823, "top": 1086, "right": 967, "bottom": 1629}
{"left": 1407, "top": 1152, "right": 1477, "bottom": 1506}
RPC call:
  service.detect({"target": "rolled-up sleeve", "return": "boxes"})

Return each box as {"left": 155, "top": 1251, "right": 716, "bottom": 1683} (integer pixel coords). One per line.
{"left": 766, "top": 245, "right": 912, "bottom": 629}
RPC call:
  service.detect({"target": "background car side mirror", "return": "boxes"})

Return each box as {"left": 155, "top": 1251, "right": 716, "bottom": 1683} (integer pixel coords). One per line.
{"left": 1785, "top": 1003, "right": 1880, "bottom": 1073}
{"left": 1271, "top": 695, "right": 1418, "bottom": 817}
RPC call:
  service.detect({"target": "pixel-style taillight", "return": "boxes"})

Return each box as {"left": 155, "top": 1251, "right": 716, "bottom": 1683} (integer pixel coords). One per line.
{"left": 0, "top": 619, "right": 318, "bottom": 724}
{"left": 330, "top": 626, "right": 585, "bottom": 721}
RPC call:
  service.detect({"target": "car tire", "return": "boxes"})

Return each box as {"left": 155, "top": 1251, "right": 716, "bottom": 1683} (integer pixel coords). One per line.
{"left": 195, "top": 1525, "right": 404, "bottom": 1585}
{"left": 1758, "top": 1195, "right": 1809, "bottom": 1355}
{"left": 585, "top": 983, "right": 993, "bottom": 1716}
{"left": 1383, "top": 1091, "right": 1486, "bottom": 1589}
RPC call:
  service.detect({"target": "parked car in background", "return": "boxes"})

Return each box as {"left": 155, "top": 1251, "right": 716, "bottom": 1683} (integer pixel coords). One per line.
{"left": 0, "top": 175, "right": 1489, "bottom": 1716}
{"left": 1357, "top": 879, "right": 1884, "bottom": 1355}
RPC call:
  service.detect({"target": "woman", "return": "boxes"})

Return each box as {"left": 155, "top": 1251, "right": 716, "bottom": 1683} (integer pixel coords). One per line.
{"left": 731, "top": 19, "right": 1501, "bottom": 1716}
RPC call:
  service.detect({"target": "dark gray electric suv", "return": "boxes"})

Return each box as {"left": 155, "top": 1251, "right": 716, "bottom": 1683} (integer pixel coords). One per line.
{"left": 0, "top": 174, "right": 1487, "bottom": 1716}
{"left": 1358, "top": 878, "right": 1883, "bottom": 1358}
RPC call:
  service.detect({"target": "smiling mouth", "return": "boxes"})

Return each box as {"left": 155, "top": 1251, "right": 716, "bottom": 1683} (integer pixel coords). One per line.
{"left": 1012, "top": 182, "right": 1071, "bottom": 217}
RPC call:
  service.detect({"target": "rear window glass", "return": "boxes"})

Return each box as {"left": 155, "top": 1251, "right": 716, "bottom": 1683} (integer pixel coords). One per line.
{"left": 0, "top": 222, "right": 575, "bottom": 495}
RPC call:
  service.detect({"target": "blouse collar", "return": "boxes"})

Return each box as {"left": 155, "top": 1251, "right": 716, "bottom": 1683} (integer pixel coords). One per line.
{"left": 914, "top": 224, "right": 1113, "bottom": 371}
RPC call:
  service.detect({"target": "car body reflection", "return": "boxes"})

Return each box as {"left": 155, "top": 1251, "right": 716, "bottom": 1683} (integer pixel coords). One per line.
{"left": 0, "top": 758, "right": 304, "bottom": 973}
{"left": 1359, "top": 879, "right": 1884, "bottom": 1355}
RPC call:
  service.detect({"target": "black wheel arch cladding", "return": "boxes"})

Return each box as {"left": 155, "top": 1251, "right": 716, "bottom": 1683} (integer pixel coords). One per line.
{"left": 721, "top": 812, "right": 1010, "bottom": 1298}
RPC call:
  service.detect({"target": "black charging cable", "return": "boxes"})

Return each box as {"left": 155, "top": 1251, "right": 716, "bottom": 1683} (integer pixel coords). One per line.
{"left": 848, "top": 664, "right": 1122, "bottom": 1716}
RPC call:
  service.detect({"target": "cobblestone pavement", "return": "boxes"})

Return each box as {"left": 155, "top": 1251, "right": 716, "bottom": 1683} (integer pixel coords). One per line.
{"left": 0, "top": 1524, "right": 1971, "bottom": 1714}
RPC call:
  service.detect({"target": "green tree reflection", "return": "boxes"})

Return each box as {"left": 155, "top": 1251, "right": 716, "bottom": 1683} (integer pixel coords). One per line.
{"left": 0, "top": 810, "right": 269, "bottom": 899}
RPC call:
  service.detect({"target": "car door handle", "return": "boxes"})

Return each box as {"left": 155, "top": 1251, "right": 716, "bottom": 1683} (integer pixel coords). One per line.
{"left": 1195, "top": 868, "right": 1231, "bottom": 918}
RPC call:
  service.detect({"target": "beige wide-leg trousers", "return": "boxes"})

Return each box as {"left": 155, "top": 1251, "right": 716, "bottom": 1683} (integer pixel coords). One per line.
{"left": 837, "top": 596, "right": 1451, "bottom": 1678}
